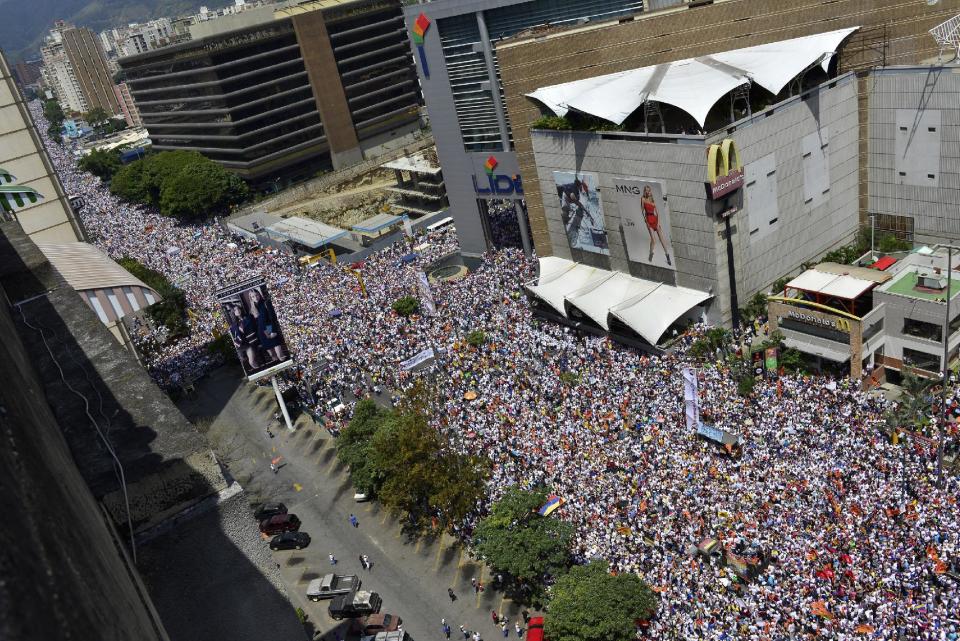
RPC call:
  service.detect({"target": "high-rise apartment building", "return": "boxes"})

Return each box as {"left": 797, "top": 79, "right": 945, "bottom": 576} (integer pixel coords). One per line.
{"left": 40, "top": 23, "right": 87, "bottom": 112}
{"left": 113, "top": 81, "right": 142, "bottom": 127}
{"left": 41, "top": 21, "right": 119, "bottom": 115}
{"left": 61, "top": 27, "right": 120, "bottom": 114}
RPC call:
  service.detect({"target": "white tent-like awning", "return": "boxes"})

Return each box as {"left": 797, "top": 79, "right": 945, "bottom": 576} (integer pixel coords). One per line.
{"left": 527, "top": 27, "right": 858, "bottom": 127}
{"left": 565, "top": 272, "right": 659, "bottom": 330}
{"left": 525, "top": 258, "right": 711, "bottom": 345}
{"left": 610, "top": 282, "right": 712, "bottom": 345}
{"left": 526, "top": 261, "right": 612, "bottom": 316}
{"left": 786, "top": 268, "right": 876, "bottom": 300}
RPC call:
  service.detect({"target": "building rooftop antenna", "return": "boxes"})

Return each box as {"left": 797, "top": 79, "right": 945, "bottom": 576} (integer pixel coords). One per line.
{"left": 929, "top": 13, "right": 960, "bottom": 63}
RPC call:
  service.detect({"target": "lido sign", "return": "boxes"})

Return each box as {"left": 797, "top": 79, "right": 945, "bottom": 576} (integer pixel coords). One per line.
{"left": 472, "top": 155, "right": 524, "bottom": 197}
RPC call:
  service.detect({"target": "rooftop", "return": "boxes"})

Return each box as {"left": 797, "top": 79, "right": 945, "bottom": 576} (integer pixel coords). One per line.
{"left": 382, "top": 152, "right": 442, "bottom": 175}
{"left": 352, "top": 213, "right": 403, "bottom": 234}
{"left": 267, "top": 216, "right": 348, "bottom": 249}
{"left": 882, "top": 268, "right": 960, "bottom": 302}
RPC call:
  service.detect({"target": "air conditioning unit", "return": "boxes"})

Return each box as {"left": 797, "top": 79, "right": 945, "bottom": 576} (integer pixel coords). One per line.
{"left": 917, "top": 271, "right": 948, "bottom": 290}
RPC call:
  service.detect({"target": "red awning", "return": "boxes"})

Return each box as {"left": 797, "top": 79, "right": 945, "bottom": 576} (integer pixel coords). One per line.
{"left": 870, "top": 256, "right": 896, "bottom": 271}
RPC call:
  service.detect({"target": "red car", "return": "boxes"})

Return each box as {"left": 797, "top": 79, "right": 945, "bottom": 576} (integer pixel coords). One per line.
{"left": 527, "top": 617, "right": 545, "bottom": 641}
{"left": 259, "top": 513, "right": 301, "bottom": 535}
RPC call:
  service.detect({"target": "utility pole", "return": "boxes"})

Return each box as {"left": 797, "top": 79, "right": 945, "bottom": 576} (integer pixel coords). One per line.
{"left": 938, "top": 245, "right": 954, "bottom": 488}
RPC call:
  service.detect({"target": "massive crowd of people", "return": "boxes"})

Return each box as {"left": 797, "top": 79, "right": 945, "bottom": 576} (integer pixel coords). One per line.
{"left": 33, "top": 102, "right": 960, "bottom": 640}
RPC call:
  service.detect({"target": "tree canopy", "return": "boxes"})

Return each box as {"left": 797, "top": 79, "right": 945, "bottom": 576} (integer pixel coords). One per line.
{"left": 472, "top": 487, "right": 572, "bottom": 584}
{"left": 117, "top": 257, "right": 188, "bottom": 338}
{"left": 108, "top": 150, "right": 249, "bottom": 219}
{"left": 369, "top": 407, "right": 488, "bottom": 532}
{"left": 78, "top": 148, "right": 121, "bottom": 182}
{"left": 545, "top": 561, "right": 658, "bottom": 641}
{"left": 337, "top": 399, "right": 389, "bottom": 493}
{"left": 392, "top": 295, "right": 420, "bottom": 317}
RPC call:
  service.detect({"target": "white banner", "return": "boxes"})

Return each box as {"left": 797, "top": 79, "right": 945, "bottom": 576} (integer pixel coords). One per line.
{"left": 682, "top": 367, "right": 700, "bottom": 432}
{"left": 400, "top": 347, "right": 435, "bottom": 371}
{"left": 416, "top": 270, "right": 436, "bottom": 316}
{"left": 403, "top": 215, "right": 413, "bottom": 237}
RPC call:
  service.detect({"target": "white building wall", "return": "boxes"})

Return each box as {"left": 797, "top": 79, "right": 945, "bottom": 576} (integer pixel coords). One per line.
{"left": 867, "top": 67, "right": 960, "bottom": 246}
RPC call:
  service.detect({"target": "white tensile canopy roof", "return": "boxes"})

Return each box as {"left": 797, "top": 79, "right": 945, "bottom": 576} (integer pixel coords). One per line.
{"left": 525, "top": 258, "right": 711, "bottom": 345}
{"left": 565, "top": 272, "right": 659, "bottom": 330}
{"left": 786, "top": 268, "right": 875, "bottom": 300}
{"left": 527, "top": 27, "right": 858, "bottom": 127}
{"left": 526, "top": 262, "right": 612, "bottom": 316}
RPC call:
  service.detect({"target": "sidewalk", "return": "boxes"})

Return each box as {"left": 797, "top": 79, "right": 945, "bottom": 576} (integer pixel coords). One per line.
{"left": 178, "top": 367, "right": 529, "bottom": 641}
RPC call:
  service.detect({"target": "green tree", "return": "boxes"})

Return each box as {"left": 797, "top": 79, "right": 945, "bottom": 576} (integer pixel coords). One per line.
{"left": 108, "top": 150, "right": 248, "bottom": 218}
{"left": 473, "top": 487, "right": 572, "bottom": 586}
{"left": 370, "top": 408, "right": 487, "bottom": 532}
{"left": 392, "top": 295, "right": 420, "bottom": 317}
{"left": 545, "top": 561, "right": 657, "bottom": 641}
{"left": 466, "top": 330, "right": 487, "bottom": 347}
{"left": 779, "top": 347, "right": 806, "bottom": 373}
{"left": 78, "top": 148, "right": 121, "bottom": 181}
{"left": 336, "top": 399, "right": 388, "bottom": 493}
{"left": 110, "top": 160, "right": 150, "bottom": 202}
{"left": 85, "top": 106, "right": 110, "bottom": 129}
{"left": 43, "top": 99, "right": 65, "bottom": 127}
{"left": 740, "top": 291, "right": 769, "bottom": 324}
{"left": 159, "top": 159, "right": 248, "bottom": 219}
{"left": 117, "top": 257, "right": 188, "bottom": 337}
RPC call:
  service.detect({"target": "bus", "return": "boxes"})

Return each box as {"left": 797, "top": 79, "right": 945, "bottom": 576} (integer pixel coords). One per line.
{"left": 426, "top": 216, "right": 454, "bottom": 233}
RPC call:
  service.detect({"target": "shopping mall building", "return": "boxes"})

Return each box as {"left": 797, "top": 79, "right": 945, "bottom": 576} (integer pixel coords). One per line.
{"left": 406, "top": 0, "right": 960, "bottom": 348}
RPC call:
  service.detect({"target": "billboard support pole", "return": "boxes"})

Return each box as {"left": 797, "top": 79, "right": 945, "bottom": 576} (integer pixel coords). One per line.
{"left": 272, "top": 376, "right": 294, "bottom": 432}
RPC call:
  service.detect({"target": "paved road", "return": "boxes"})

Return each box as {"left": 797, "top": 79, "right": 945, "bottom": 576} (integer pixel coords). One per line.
{"left": 178, "top": 366, "right": 526, "bottom": 641}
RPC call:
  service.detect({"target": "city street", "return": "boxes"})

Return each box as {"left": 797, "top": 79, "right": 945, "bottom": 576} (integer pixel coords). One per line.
{"left": 178, "top": 366, "right": 526, "bottom": 641}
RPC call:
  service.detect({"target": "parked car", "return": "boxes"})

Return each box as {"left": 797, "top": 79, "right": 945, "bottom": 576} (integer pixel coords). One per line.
{"left": 254, "top": 502, "right": 287, "bottom": 522}
{"left": 527, "top": 616, "right": 545, "bottom": 641}
{"left": 259, "top": 513, "right": 301, "bottom": 536}
{"left": 328, "top": 590, "right": 382, "bottom": 620}
{"left": 353, "top": 491, "right": 370, "bottom": 502}
{"left": 358, "top": 613, "right": 401, "bottom": 636}
{"left": 361, "top": 631, "right": 406, "bottom": 641}
{"left": 269, "top": 531, "right": 311, "bottom": 551}
{"left": 306, "top": 574, "right": 361, "bottom": 601}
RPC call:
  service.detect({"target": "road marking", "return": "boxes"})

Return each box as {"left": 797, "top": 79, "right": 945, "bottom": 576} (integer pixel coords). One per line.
{"left": 380, "top": 511, "right": 390, "bottom": 525}
{"left": 452, "top": 547, "right": 466, "bottom": 585}
{"left": 415, "top": 538, "right": 423, "bottom": 553}
{"left": 433, "top": 532, "right": 448, "bottom": 571}
{"left": 476, "top": 565, "right": 488, "bottom": 608}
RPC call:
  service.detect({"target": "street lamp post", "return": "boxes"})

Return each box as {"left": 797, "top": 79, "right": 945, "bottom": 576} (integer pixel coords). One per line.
{"left": 937, "top": 245, "right": 956, "bottom": 488}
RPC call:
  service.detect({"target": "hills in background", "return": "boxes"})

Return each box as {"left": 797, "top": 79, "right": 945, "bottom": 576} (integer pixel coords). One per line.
{"left": 0, "top": 0, "right": 232, "bottom": 63}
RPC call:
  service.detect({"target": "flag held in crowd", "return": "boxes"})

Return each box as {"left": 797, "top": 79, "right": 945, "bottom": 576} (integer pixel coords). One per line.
{"left": 539, "top": 495, "right": 564, "bottom": 516}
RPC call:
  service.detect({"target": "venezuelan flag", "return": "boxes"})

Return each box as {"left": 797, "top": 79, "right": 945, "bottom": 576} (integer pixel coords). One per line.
{"left": 539, "top": 495, "right": 564, "bottom": 516}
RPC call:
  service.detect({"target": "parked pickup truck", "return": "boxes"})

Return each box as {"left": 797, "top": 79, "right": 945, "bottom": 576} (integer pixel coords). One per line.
{"left": 328, "top": 590, "right": 382, "bottom": 620}
{"left": 307, "top": 574, "right": 361, "bottom": 601}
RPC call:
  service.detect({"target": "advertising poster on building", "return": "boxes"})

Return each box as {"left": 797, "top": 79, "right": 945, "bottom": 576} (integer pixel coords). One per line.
{"left": 216, "top": 277, "right": 293, "bottom": 381}
{"left": 553, "top": 171, "right": 609, "bottom": 255}
{"left": 613, "top": 177, "right": 675, "bottom": 271}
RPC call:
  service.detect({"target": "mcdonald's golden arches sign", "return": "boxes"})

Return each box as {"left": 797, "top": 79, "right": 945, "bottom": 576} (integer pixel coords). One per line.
{"left": 706, "top": 138, "right": 744, "bottom": 200}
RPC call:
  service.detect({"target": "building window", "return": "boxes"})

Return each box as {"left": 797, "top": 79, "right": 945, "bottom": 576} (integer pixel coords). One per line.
{"left": 902, "top": 347, "right": 940, "bottom": 372}
{"left": 902, "top": 318, "right": 942, "bottom": 341}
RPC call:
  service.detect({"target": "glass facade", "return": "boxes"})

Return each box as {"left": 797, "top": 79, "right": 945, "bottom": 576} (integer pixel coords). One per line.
{"left": 437, "top": 0, "right": 644, "bottom": 152}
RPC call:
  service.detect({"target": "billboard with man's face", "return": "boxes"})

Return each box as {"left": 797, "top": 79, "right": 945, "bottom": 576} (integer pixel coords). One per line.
{"left": 613, "top": 177, "right": 675, "bottom": 271}
{"left": 553, "top": 171, "right": 609, "bottom": 255}
{"left": 216, "top": 277, "right": 293, "bottom": 381}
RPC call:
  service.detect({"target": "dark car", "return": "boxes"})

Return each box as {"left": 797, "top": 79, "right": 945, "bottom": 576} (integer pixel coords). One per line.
{"left": 358, "top": 613, "right": 401, "bottom": 636}
{"left": 328, "top": 590, "right": 381, "bottom": 620}
{"left": 259, "top": 513, "right": 301, "bottom": 536}
{"left": 269, "top": 531, "right": 311, "bottom": 551}
{"left": 254, "top": 502, "right": 287, "bottom": 522}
